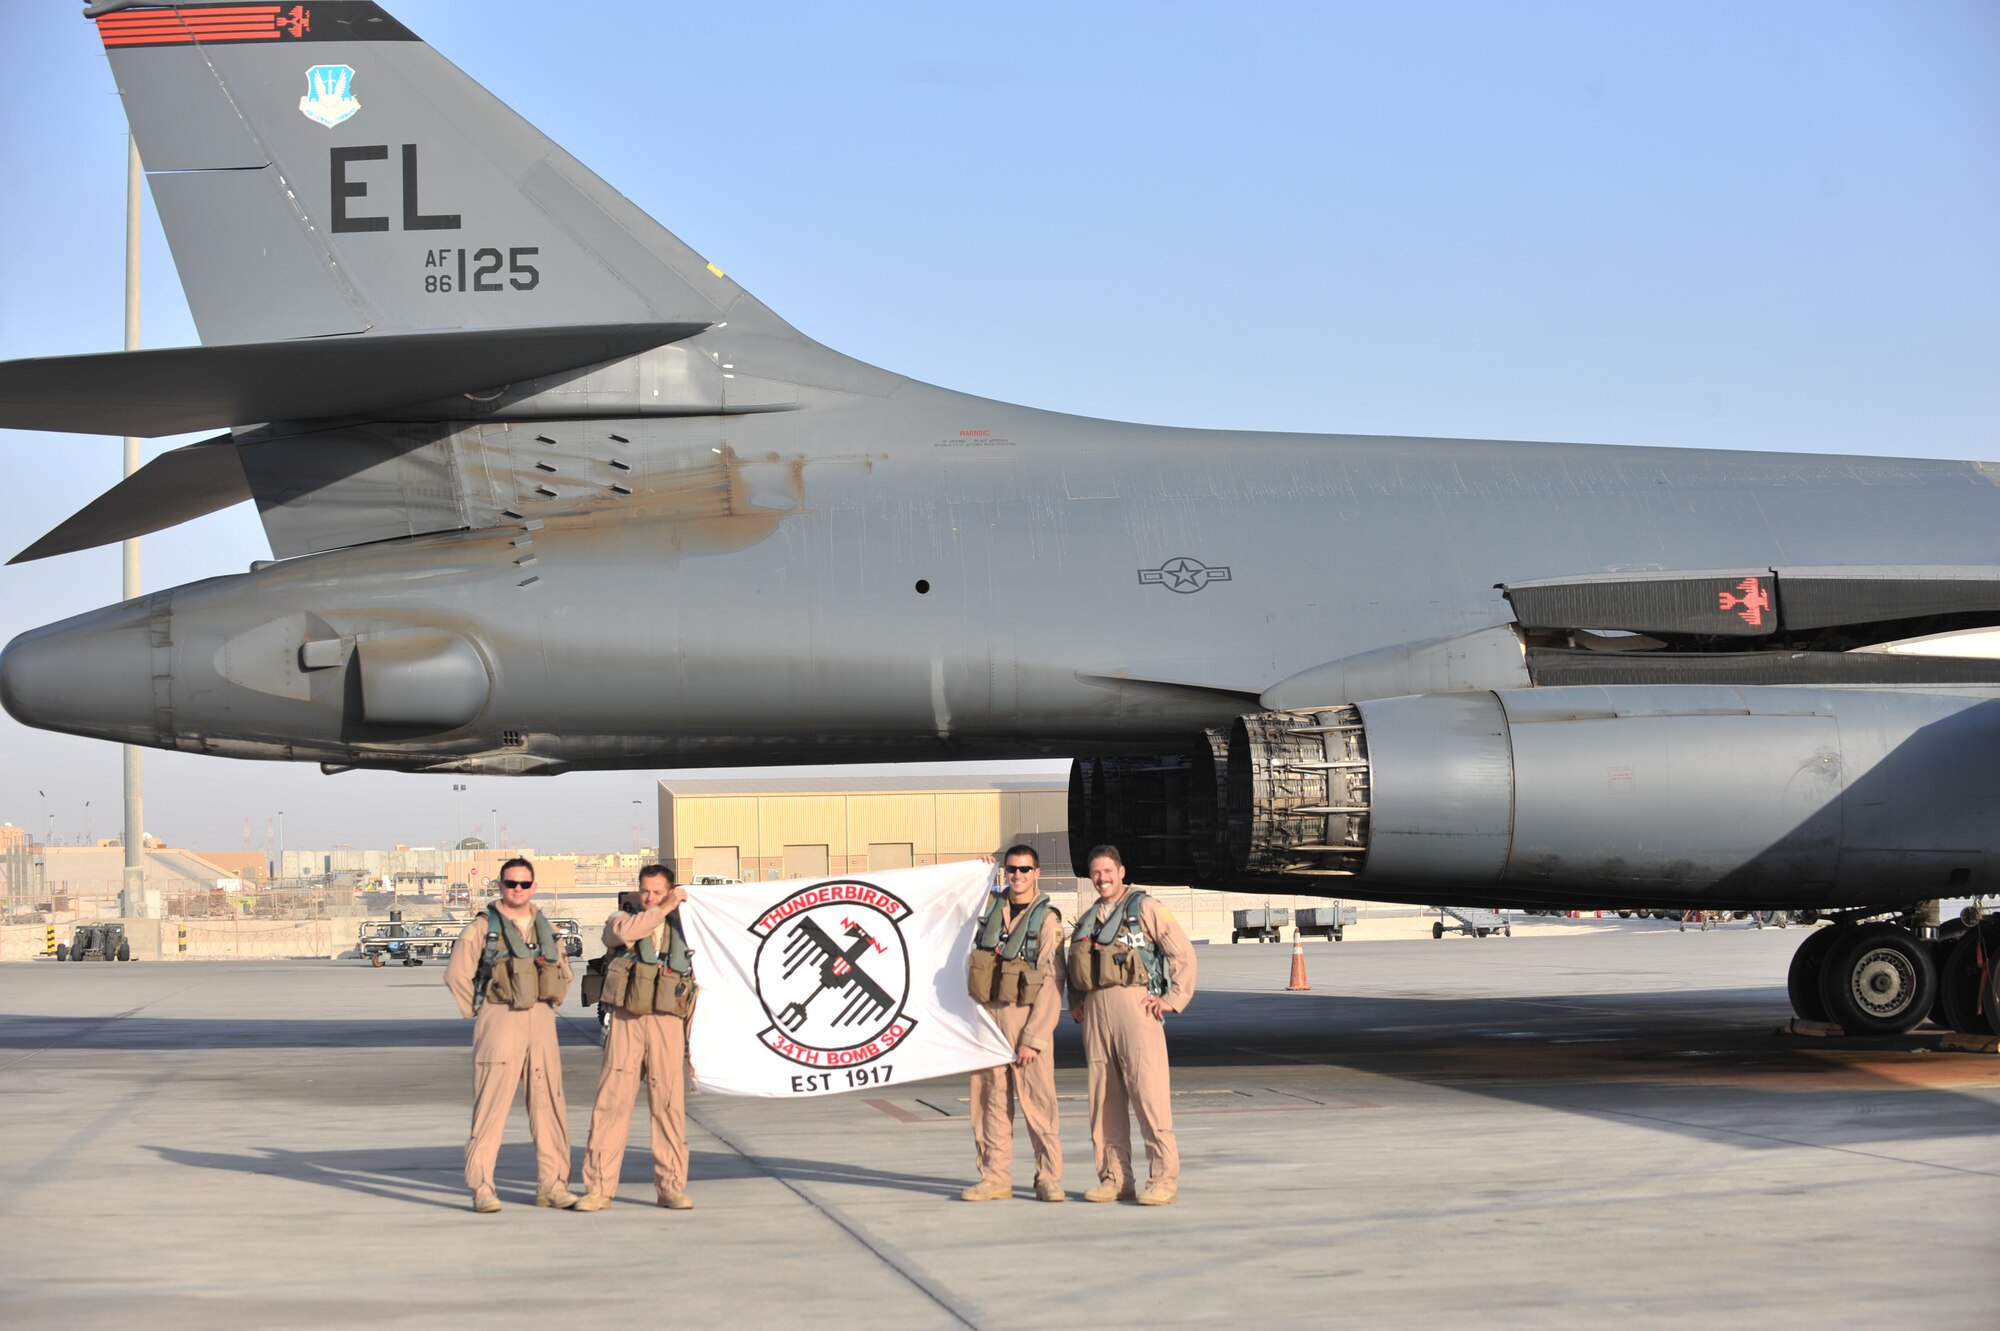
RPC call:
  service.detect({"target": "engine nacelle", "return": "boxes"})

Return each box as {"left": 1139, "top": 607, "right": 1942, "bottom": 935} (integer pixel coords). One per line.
{"left": 1227, "top": 685, "right": 2000, "bottom": 907}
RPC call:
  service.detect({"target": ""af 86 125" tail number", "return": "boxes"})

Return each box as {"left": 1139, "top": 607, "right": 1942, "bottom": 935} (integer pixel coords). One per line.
{"left": 422, "top": 247, "right": 540, "bottom": 293}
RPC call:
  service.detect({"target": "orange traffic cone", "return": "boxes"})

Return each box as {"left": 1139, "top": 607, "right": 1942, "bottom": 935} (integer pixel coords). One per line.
{"left": 1286, "top": 938, "right": 1311, "bottom": 991}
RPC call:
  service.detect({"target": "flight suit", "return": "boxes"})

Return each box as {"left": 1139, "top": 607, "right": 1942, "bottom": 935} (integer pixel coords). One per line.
{"left": 967, "top": 901, "right": 1066, "bottom": 1190}
{"left": 445, "top": 911, "right": 574, "bottom": 1199}
{"left": 1073, "top": 893, "right": 1196, "bottom": 1194}
{"left": 581, "top": 904, "right": 693, "bottom": 1203}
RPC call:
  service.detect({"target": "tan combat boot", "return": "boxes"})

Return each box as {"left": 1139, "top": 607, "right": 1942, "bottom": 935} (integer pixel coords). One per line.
{"left": 1082, "top": 1180, "right": 1135, "bottom": 1203}
{"left": 1137, "top": 1182, "right": 1178, "bottom": 1206}
{"left": 1033, "top": 1181, "right": 1067, "bottom": 1203}
{"left": 959, "top": 1179, "right": 1012, "bottom": 1202}
{"left": 659, "top": 1190, "right": 695, "bottom": 1210}
{"left": 535, "top": 1188, "right": 580, "bottom": 1209}
{"left": 572, "top": 1193, "right": 612, "bottom": 1212}
{"left": 471, "top": 1189, "right": 503, "bottom": 1214}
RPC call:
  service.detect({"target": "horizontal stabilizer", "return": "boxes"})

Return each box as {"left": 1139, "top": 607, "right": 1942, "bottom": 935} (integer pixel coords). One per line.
{"left": 0, "top": 322, "right": 708, "bottom": 436}
{"left": 11, "top": 434, "right": 246, "bottom": 564}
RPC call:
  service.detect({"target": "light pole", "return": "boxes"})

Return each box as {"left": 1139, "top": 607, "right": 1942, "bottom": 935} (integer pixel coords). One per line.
{"left": 121, "top": 131, "right": 146, "bottom": 920}
{"left": 82, "top": 800, "right": 91, "bottom": 846}
{"left": 277, "top": 810, "right": 286, "bottom": 886}
{"left": 37, "top": 790, "right": 49, "bottom": 849}
{"left": 491, "top": 807, "right": 499, "bottom": 852}
{"left": 452, "top": 783, "right": 467, "bottom": 849}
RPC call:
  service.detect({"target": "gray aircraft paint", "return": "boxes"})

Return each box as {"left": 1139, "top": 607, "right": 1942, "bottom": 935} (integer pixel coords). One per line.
{"left": 4, "top": 2, "right": 1998, "bottom": 911}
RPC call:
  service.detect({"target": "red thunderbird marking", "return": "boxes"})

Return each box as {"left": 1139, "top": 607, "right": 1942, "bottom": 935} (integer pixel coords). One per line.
{"left": 1718, "top": 576, "right": 1770, "bottom": 627}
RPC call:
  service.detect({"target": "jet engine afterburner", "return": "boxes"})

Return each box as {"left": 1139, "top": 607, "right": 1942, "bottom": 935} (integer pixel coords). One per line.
{"left": 1073, "top": 685, "right": 2000, "bottom": 911}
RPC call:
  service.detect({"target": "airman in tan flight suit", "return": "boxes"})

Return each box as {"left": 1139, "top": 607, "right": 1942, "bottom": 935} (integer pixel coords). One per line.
{"left": 576, "top": 864, "right": 697, "bottom": 1212}
{"left": 1068, "top": 844, "right": 1196, "bottom": 1206}
{"left": 445, "top": 856, "right": 577, "bottom": 1213}
{"left": 961, "top": 844, "right": 1067, "bottom": 1202}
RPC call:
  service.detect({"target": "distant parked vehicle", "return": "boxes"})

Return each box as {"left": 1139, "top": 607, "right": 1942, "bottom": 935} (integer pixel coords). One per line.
{"left": 61, "top": 923, "right": 131, "bottom": 962}
{"left": 358, "top": 915, "right": 583, "bottom": 966}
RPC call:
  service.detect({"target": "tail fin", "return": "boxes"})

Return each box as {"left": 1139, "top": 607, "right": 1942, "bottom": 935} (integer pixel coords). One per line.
{"left": 92, "top": 2, "right": 790, "bottom": 346}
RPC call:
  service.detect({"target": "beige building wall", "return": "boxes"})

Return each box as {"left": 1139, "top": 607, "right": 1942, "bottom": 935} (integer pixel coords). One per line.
{"left": 658, "top": 783, "right": 1056, "bottom": 885}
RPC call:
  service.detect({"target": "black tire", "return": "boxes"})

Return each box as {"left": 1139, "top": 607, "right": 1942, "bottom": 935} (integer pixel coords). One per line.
{"left": 1334, "top": 928, "right": 1344, "bottom": 942}
{"left": 1983, "top": 938, "right": 2000, "bottom": 1040}
{"left": 1786, "top": 927, "right": 1841, "bottom": 1022}
{"left": 1927, "top": 937, "right": 1957, "bottom": 1027}
{"left": 1432, "top": 920, "right": 1444, "bottom": 940}
{"left": 1818, "top": 925, "right": 1936, "bottom": 1036}
{"left": 116, "top": 941, "right": 131, "bottom": 962}
{"left": 1938, "top": 925, "right": 1997, "bottom": 1035}
{"left": 55, "top": 943, "right": 68, "bottom": 961}
{"left": 99, "top": 946, "right": 114, "bottom": 962}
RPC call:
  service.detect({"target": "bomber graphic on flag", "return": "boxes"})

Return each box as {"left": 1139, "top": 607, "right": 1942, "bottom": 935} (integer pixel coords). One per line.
{"left": 679, "top": 862, "right": 1016, "bottom": 1097}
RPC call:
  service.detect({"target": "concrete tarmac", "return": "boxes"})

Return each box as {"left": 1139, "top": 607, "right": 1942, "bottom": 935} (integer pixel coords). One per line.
{"left": 1, "top": 924, "right": 1994, "bottom": 1329}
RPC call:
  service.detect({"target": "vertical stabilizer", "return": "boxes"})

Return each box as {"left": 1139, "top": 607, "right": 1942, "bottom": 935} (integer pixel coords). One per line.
{"left": 91, "top": 2, "right": 793, "bottom": 346}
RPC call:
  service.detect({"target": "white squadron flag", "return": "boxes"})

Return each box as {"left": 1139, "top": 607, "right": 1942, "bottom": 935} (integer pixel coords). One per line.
{"left": 679, "top": 861, "right": 1016, "bottom": 1097}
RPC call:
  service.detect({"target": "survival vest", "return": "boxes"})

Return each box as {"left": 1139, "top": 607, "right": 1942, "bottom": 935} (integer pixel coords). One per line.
{"left": 966, "top": 893, "right": 1056, "bottom": 1007}
{"left": 1066, "top": 890, "right": 1166, "bottom": 997}
{"left": 599, "top": 905, "right": 697, "bottom": 1019}
{"left": 474, "top": 904, "right": 566, "bottom": 1012}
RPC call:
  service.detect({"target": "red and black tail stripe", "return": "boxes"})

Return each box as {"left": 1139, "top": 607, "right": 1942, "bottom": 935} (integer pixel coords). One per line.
{"left": 94, "top": 2, "right": 416, "bottom": 50}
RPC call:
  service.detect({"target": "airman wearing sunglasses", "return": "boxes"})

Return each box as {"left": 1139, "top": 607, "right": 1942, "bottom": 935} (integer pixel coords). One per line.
{"left": 446, "top": 856, "right": 577, "bottom": 1213}
{"left": 960, "top": 844, "right": 1067, "bottom": 1202}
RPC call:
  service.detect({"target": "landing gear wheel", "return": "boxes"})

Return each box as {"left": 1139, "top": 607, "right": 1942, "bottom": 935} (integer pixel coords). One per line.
{"left": 1984, "top": 939, "right": 2000, "bottom": 1040}
{"left": 1928, "top": 937, "right": 1958, "bottom": 1028}
{"left": 371, "top": 953, "right": 386, "bottom": 968}
{"left": 1939, "top": 923, "right": 1999, "bottom": 1035}
{"left": 1818, "top": 924, "right": 1936, "bottom": 1036}
{"left": 1432, "top": 921, "right": 1444, "bottom": 940}
{"left": 1786, "top": 927, "right": 1840, "bottom": 1022}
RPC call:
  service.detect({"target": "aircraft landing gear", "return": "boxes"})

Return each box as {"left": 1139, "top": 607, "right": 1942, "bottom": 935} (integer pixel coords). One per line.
{"left": 1936, "top": 920, "right": 1999, "bottom": 1036}
{"left": 1786, "top": 927, "right": 1840, "bottom": 1024}
{"left": 1814, "top": 923, "right": 1936, "bottom": 1036}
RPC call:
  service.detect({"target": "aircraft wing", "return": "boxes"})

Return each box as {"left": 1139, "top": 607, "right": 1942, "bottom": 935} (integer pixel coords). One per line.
{"left": 10, "top": 434, "right": 246, "bottom": 565}
{"left": 0, "top": 322, "right": 708, "bottom": 437}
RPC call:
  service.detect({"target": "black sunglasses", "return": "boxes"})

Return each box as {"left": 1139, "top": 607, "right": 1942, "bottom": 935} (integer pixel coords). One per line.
{"left": 1003, "top": 865, "right": 1037, "bottom": 874}
{"left": 501, "top": 878, "right": 534, "bottom": 888}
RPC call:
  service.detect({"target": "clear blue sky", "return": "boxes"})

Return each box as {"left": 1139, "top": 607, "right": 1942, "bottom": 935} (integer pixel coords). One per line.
{"left": 1, "top": 0, "right": 1995, "bottom": 854}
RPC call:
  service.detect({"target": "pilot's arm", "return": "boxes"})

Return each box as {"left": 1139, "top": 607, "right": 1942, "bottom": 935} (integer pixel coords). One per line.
{"left": 444, "top": 915, "right": 487, "bottom": 1019}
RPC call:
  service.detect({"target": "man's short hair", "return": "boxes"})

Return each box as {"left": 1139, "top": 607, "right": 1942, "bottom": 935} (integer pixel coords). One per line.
{"left": 638, "top": 863, "right": 676, "bottom": 886}
{"left": 498, "top": 856, "right": 534, "bottom": 882}
{"left": 1086, "top": 844, "right": 1123, "bottom": 868}
{"left": 1001, "top": 844, "right": 1039, "bottom": 867}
